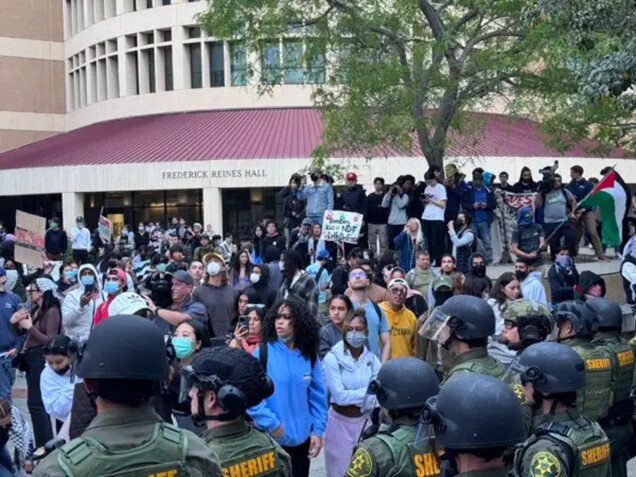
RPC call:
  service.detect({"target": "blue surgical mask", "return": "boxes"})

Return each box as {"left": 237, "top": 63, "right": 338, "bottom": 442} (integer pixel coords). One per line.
{"left": 172, "top": 337, "right": 194, "bottom": 360}
{"left": 104, "top": 280, "right": 120, "bottom": 294}
{"left": 80, "top": 275, "right": 95, "bottom": 287}
{"left": 346, "top": 331, "right": 366, "bottom": 348}
{"left": 64, "top": 270, "right": 78, "bottom": 281}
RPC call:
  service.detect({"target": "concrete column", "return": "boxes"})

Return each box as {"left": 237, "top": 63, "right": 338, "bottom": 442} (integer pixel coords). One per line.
{"left": 62, "top": 192, "right": 85, "bottom": 233}
{"left": 203, "top": 188, "right": 223, "bottom": 235}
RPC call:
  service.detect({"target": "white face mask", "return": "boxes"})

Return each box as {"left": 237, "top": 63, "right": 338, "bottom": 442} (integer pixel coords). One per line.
{"left": 346, "top": 331, "right": 366, "bottom": 348}
{"left": 4, "top": 270, "right": 18, "bottom": 292}
{"left": 250, "top": 273, "right": 260, "bottom": 284}
{"left": 207, "top": 261, "right": 221, "bottom": 276}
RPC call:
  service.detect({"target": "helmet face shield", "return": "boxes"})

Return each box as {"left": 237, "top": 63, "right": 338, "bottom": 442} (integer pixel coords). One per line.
{"left": 419, "top": 309, "right": 455, "bottom": 346}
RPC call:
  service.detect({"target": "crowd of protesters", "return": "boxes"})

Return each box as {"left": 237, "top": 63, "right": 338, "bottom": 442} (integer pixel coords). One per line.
{"left": 0, "top": 162, "right": 633, "bottom": 476}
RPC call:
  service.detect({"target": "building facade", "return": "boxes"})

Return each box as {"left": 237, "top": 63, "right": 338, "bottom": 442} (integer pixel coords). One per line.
{"left": 0, "top": 0, "right": 633, "bottom": 238}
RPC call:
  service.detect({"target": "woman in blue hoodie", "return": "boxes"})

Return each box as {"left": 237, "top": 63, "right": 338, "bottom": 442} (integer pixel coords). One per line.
{"left": 248, "top": 299, "right": 327, "bottom": 477}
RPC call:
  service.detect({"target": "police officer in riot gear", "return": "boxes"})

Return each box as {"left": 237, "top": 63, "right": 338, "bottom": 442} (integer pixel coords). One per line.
{"left": 346, "top": 357, "right": 440, "bottom": 477}
{"left": 34, "top": 315, "right": 222, "bottom": 477}
{"left": 514, "top": 342, "right": 611, "bottom": 477}
{"left": 423, "top": 374, "right": 525, "bottom": 477}
{"left": 587, "top": 297, "right": 634, "bottom": 477}
{"left": 553, "top": 300, "right": 613, "bottom": 421}
{"left": 421, "top": 295, "right": 505, "bottom": 384}
{"left": 502, "top": 299, "right": 554, "bottom": 353}
{"left": 183, "top": 346, "right": 292, "bottom": 476}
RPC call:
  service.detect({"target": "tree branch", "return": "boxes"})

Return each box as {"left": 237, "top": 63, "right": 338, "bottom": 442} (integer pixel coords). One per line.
{"left": 419, "top": 0, "right": 445, "bottom": 41}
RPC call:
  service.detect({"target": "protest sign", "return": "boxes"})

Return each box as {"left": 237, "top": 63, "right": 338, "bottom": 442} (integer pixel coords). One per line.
{"left": 14, "top": 210, "right": 46, "bottom": 267}
{"left": 503, "top": 192, "right": 536, "bottom": 210}
{"left": 321, "top": 210, "right": 363, "bottom": 244}
{"left": 98, "top": 215, "right": 112, "bottom": 242}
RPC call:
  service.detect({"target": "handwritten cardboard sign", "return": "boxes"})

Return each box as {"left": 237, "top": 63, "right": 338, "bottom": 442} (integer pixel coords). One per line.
{"left": 321, "top": 210, "right": 363, "bottom": 244}
{"left": 15, "top": 210, "right": 46, "bottom": 267}
{"left": 98, "top": 215, "right": 112, "bottom": 242}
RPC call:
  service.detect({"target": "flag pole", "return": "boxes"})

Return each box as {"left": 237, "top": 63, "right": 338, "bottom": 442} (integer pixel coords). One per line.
{"left": 543, "top": 166, "right": 616, "bottom": 246}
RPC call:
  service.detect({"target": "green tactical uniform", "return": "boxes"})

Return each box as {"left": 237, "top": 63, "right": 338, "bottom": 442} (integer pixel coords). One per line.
{"left": 346, "top": 416, "right": 441, "bottom": 477}
{"left": 457, "top": 469, "right": 509, "bottom": 477}
{"left": 442, "top": 347, "right": 505, "bottom": 385}
{"left": 515, "top": 409, "right": 611, "bottom": 477}
{"left": 560, "top": 337, "right": 613, "bottom": 421}
{"left": 33, "top": 406, "right": 222, "bottom": 477}
{"left": 592, "top": 334, "right": 635, "bottom": 477}
{"left": 202, "top": 420, "right": 292, "bottom": 477}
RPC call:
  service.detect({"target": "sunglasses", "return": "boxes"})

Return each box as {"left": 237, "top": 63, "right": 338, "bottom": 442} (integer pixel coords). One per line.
{"left": 349, "top": 271, "right": 367, "bottom": 280}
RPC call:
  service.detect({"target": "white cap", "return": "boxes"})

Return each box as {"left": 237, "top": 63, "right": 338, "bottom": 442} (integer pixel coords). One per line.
{"left": 108, "top": 292, "right": 151, "bottom": 317}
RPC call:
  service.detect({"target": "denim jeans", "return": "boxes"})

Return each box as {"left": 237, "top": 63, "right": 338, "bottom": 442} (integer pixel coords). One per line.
{"left": 471, "top": 221, "right": 493, "bottom": 263}
{"left": 0, "top": 356, "right": 14, "bottom": 401}
{"left": 306, "top": 214, "right": 323, "bottom": 226}
{"left": 0, "top": 447, "right": 12, "bottom": 477}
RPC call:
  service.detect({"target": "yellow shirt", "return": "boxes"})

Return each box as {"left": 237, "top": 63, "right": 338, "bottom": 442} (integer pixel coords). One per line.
{"left": 380, "top": 302, "right": 417, "bottom": 358}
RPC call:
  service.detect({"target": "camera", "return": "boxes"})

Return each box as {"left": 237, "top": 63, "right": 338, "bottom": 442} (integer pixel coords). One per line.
{"left": 140, "top": 271, "right": 173, "bottom": 308}
{"left": 538, "top": 160, "right": 559, "bottom": 193}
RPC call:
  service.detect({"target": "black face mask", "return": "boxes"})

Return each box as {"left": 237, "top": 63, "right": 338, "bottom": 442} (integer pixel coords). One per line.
{"left": 472, "top": 264, "right": 486, "bottom": 277}
{"left": 433, "top": 290, "right": 454, "bottom": 306}
{"left": 515, "top": 270, "right": 529, "bottom": 281}
{"left": 54, "top": 365, "right": 71, "bottom": 376}
{"left": 0, "top": 426, "right": 11, "bottom": 448}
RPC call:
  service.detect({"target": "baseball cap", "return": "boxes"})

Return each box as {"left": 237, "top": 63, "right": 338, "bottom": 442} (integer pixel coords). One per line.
{"left": 172, "top": 270, "right": 194, "bottom": 285}
{"left": 317, "top": 250, "right": 330, "bottom": 261}
{"left": 108, "top": 268, "right": 127, "bottom": 283}
{"left": 346, "top": 172, "right": 357, "bottom": 181}
{"left": 301, "top": 218, "right": 313, "bottom": 226}
{"left": 204, "top": 253, "right": 226, "bottom": 267}
{"left": 108, "top": 292, "right": 152, "bottom": 316}
{"left": 388, "top": 278, "right": 409, "bottom": 291}
{"left": 432, "top": 275, "right": 454, "bottom": 291}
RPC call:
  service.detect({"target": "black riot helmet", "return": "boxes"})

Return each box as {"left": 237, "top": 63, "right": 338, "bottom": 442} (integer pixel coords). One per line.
{"left": 585, "top": 297, "right": 623, "bottom": 331}
{"left": 424, "top": 375, "right": 524, "bottom": 450}
{"left": 77, "top": 315, "right": 168, "bottom": 382}
{"left": 553, "top": 300, "right": 596, "bottom": 338}
{"left": 184, "top": 347, "right": 273, "bottom": 422}
{"left": 367, "top": 357, "right": 439, "bottom": 411}
{"left": 517, "top": 342, "right": 585, "bottom": 394}
{"left": 422, "top": 295, "right": 495, "bottom": 345}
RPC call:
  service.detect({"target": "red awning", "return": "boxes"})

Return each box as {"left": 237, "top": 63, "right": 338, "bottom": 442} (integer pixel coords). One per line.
{"left": 0, "top": 108, "right": 627, "bottom": 170}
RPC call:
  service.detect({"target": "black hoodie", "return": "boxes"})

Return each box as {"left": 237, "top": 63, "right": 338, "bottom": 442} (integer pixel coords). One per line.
{"left": 578, "top": 270, "right": 606, "bottom": 299}
{"left": 246, "top": 264, "right": 278, "bottom": 309}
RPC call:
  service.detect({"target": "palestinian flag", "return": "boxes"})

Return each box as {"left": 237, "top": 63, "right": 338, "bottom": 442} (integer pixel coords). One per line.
{"left": 578, "top": 169, "right": 628, "bottom": 247}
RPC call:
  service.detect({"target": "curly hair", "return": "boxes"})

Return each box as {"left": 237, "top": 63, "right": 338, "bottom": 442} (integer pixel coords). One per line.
{"left": 262, "top": 298, "right": 320, "bottom": 363}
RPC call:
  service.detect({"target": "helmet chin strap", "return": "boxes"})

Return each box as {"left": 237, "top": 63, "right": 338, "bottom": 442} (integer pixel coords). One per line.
{"left": 191, "top": 389, "right": 241, "bottom": 424}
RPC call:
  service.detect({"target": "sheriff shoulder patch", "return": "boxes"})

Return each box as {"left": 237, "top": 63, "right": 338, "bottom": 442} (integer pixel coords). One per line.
{"left": 530, "top": 451, "right": 561, "bottom": 477}
{"left": 347, "top": 448, "right": 373, "bottom": 477}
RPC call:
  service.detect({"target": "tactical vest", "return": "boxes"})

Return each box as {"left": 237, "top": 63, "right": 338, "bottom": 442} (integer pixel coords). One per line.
{"left": 56, "top": 422, "right": 187, "bottom": 477}
{"left": 515, "top": 417, "right": 610, "bottom": 477}
{"left": 445, "top": 355, "right": 506, "bottom": 384}
{"left": 375, "top": 425, "right": 441, "bottom": 477}
{"left": 594, "top": 336, "right": 636, "bottom": 421}
{"left": 570, "top": 343, "right": 613, "bottom": 421}
{"left": 211, "top": 427, "right": 282, "bottom": 477}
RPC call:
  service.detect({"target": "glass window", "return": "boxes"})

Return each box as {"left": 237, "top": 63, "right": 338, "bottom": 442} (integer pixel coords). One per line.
{"left": 283, "top": 40, "right": 303, "bottom": 85}
{"left": 230, "top": 43, "right": 247, "bottom": 86}
{"left": 305, "top": 44, "right": 326, "bottom": 84}
{"left": 189, "top": 44, "right": 202, "bottom": 88}
{"left": 164, "top": 46, "right": 173, "bottom": 91}
{"left": 187, "top": 27, "right": 201, "bottom": 39}
{"left": 162, "top": 0, "right": 170, "bottom": 4}
{"left": 146, "top": 49, "right": 156, "bottom": 93}
{"left": 261, "top": 41, "right": 280, "bottom": 85}
{"left": 209, "top": 42, "right": 225, "bottom": 87}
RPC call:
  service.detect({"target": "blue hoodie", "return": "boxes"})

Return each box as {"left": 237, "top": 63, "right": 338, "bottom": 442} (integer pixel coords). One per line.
{"left": 0, "top": 291, "right": 21, "bottom": 352}
{"left": 248, "top": 339, "right": 327, "bottom": 446}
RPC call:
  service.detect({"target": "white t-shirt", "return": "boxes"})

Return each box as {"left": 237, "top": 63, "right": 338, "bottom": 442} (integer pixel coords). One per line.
{"left": 421, "top": 182, "right": 447, "bottom": 221}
